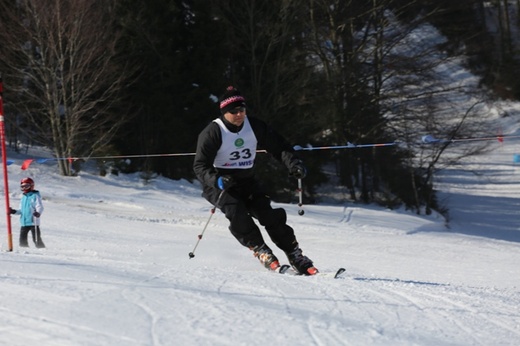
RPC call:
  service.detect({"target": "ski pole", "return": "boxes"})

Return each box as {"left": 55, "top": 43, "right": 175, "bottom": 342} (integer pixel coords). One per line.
{"left": 297, "top": 178, "right": 304, "bottom": 216}
{"left": 189, "top": 190, "right": 225, "bottom": 259}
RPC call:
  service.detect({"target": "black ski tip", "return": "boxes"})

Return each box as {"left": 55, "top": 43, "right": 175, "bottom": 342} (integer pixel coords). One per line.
{"left": 334, "top": 267, "right": 346, "bottom": 279}
{"left": 278, "top": 264, "right": 291, "bottom": 274}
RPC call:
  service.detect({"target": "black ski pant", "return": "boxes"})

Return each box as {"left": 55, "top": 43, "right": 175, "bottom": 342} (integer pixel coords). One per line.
{"left": 203, "top": 183, "right": 298, "bottom": 253}
{"left": 20, "top": 226, "right": 46, "bottom": 248}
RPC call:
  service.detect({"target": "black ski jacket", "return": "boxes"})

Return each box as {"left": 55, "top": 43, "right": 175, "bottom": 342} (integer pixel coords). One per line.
{"left": 193, "top": 115, "right": 301, "bottom": 189}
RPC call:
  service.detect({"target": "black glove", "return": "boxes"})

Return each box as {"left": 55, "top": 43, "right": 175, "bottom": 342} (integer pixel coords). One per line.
{"left": 216, "top": 175, "right": 235, "bottom": 190}
{"left": 33, "top": 212, "right": 41, "bottom": 218}
{"left": 9, "top": 207, "right": 16, "bottom": 215}
{"left": 289, "top": 161, "right": 307, "bottom": 179}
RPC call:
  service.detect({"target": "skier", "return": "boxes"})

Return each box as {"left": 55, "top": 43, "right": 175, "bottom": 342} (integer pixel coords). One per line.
{"left": 10, "top": 177, "right": 46, "bottom": 248}
{"left": 193, "top": 86, "right": 317, "bottom": 275}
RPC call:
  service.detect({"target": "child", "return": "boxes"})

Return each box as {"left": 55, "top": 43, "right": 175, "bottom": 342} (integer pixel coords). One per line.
{"left": 10, "top": 177, "right": 46, "bottom": 248}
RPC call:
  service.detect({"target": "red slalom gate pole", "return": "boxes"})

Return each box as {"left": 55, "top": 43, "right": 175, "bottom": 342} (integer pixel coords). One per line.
{"left": 0, "top": 76, "right": 13, "bottom": 251}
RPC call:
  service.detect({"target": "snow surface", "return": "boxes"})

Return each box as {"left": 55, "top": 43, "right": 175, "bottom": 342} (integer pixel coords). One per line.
{"left": 1, "top": 134, "right": 520, "bottom": 346}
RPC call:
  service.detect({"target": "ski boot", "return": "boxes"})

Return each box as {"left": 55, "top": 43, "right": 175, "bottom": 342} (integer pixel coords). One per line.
{"left": 287, "top": 247, "right": 318, "bottom": 275}
{"left": 251, "top": 244, "right": 281, "bottom": 271}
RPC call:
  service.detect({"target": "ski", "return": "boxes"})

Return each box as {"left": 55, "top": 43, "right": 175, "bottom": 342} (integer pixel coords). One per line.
{"left": 334, "top": 267, "right": 346, "bottom": 279}
{"left": 278, "top": 264, "right": 291, "bottom": 274}
{"left": 278, "top": 265, "right": 346, "bottom": 279}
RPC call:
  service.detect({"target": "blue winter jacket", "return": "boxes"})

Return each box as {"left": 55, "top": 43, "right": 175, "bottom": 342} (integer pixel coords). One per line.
{"left": 15, "top": 190, "right": 44, "bottom": 227}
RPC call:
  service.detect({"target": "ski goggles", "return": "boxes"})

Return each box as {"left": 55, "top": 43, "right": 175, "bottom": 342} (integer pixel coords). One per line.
{"left": 228, "top": 107, "right": 246, "bottom": 115}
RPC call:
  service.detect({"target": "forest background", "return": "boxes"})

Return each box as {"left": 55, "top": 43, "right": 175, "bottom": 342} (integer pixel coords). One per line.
{"left": 0, "top": 0, "right": 517, "bottom": 215}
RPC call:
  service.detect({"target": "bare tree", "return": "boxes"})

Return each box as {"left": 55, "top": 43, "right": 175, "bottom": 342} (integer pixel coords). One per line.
{"left": 0, "top": 0, "right": 135, "bottom": 175}
{"left": 208, "top": 0, "right": 326, "bottom": 200}
{"left": 301, "top": 0, "right": 493, "bottom": 212}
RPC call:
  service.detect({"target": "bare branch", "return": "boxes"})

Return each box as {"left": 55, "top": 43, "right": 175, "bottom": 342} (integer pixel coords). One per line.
{"left": 0, "top": 0, "right": 137, "bottom": 175}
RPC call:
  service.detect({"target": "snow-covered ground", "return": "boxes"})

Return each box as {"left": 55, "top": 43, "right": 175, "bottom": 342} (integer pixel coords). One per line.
{"left": 1, "top": 131, "right": 519, "bottom": 346}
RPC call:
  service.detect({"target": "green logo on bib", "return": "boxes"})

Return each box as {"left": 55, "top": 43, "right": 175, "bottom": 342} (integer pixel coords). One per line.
{"left": 235, "top": 138, "right": 244, "bottom": 147}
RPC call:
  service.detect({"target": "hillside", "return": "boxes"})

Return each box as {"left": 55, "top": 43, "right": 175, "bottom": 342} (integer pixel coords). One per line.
{"left": 0, "top": 137, "right": 519, "bottom": 345}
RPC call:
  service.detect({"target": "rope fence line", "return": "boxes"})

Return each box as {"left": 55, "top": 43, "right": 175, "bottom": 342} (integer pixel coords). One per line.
{"left": 6, "top": 134, "right": 520, "bottom": 170}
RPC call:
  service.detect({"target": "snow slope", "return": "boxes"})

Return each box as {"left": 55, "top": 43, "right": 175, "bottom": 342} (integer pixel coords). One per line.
{"left": 0, "top": 136, "right": 519, "bottom": 346}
